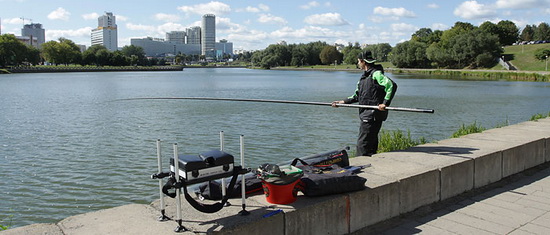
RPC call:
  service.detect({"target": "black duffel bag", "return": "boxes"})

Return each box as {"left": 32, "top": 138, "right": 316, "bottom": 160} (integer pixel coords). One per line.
{"left": 292, "top": 158, "right": 366, "bottom": 197}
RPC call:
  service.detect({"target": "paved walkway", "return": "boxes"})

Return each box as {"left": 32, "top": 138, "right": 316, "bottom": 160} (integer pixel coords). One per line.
{"left": 375, "top": 164, "right": 550, "bottom": 234}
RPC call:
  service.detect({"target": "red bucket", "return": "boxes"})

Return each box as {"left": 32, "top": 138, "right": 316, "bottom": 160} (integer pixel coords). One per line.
{"left": 261, "top": 180, "right": 301, "bottom": 204}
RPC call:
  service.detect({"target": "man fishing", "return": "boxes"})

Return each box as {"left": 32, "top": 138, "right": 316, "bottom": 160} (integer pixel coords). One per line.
{"left": 332, "top": 51, "right": 397, "bottom": 157}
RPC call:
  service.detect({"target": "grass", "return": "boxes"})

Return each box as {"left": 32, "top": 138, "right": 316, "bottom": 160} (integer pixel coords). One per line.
{"left": 451, "top": 121, "right": 487, "bottom": 138}
{"left": 496, "top": 44, "right": 550, "bottom": 71}
{"left": 377, "top": 129, "right": 427, "bottom": 153}
{"left": 530, "top": 112, "right": 550, "bottom": 121}
{"left": 0, "top": 214, "right": 12, "bottom": 231}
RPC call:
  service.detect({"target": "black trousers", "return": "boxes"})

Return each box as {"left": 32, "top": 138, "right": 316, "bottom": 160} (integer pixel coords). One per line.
{"left": 357, "top": 120, "right": 383, "bottom": 156}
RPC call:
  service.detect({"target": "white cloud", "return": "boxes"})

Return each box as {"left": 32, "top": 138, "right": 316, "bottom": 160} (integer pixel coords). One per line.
{"left": 495, "top": 0, "right": 550, "bottom": 9}
{"left": 157, "top": 22, "right": 186, "bottom": 33}
{"left": 258, "top": 14, "right": 287, "bottom": 25}
{"left": 369, "top": 15, "right": 399, "bottom": 23}
{"left": 116, "top": 15, "right": 128, "bottom": 22}
{"left": 373, "top": 7, "right": 416, "bottom": 18}
{"left": 46, "top": 27, "right": 93, "bottom": 40}
{"left": 301, "top": 1, "right": 320, "bottom": 9}
{"left": 431, "top": 23, "right": 449, "bottom": 30}
{"left": 82, "top": 13, "right": 99, "bottom": 20}
{"left": 454, "top": 1, "right": 497, "bottom": 19}
{"left": 228, "top": 29, "right": 268, "bottom": 43}
{"left": 427, "top": 3, "right": 440, "bottom": 9}
{"left": 48, "top": 7, "right": 71, "bottom": 21}
{"left": 126, "top": 23, "right": 156, "bottom": 32}
{"left": 238, "top": 4, "right": 269, "bottom": 13}
{"left": 2, "top": 17, "right": 24, "bottom": 24}
{"left": 217, "top": 17, "right": 247, "bottom": 33}
{"left": 304, "top": 13, "right": 349, "bottom": 26}
{"left": 391, "top": 23, "right": 418, "bottom": 32}
{"left": 155, "top": 13, "right": 180, "bottom": 22}
{"left": 177, "top": 1, "right": 231, "bottom": 16}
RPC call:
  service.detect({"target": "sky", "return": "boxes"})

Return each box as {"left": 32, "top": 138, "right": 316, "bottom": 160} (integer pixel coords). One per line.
{"left": 1, "top": 0, "right": 550, "bottom": 51}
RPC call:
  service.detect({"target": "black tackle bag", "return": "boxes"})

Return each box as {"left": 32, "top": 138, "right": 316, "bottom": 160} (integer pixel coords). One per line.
{"left": 292, "top": 158, "right": 366, "bottom": 197}
{"left": 196, "top": 173, "right": 263, "bottom": 200}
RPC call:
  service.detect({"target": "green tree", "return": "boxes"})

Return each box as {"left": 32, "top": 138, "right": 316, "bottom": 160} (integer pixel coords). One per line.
{"left": 0, "top": 34, "right": 30, "bottom": 67}
{"left": 411, "top": 28, "right": 441, "bottom": 44}
{"left": 534, "top": 49, "right": 550, "bottom": 60}
{"left": 95, "top": 49, "right": 112, "bottom": 66}
{"left": 121, "top": 45, "right": 145, "bottom": 63}
{"left": 41, "top": 38, "right": 81, "bottom": 65}
{"left": 40, "top": 41, "right": 61, "bottom": 65}
{"left": 479, "top": 21, "right": 499, "bottom": 37}
{"left": 319, "top": 45, "right": 342, "bottom": 65}
{"left": 534, "top": 22, "right": 550, "bottom": 41}
{"left": 290, "top": 44, "right": 309, "bottom": 66}
{"left": 341, "top": 42, "right": 362, "bottom": 65}
{"left": 520, "top": 24, "right": 536, "bottom": 42}
{"left": 496, "top": 20, "right": 519, "bottom": 45}
{"left": 58, "top": 38, "right": 82, "bottom": 65}
{"left": 364, "top": 43, "right": 392, "bottom": 62}
{"left": 447, "top": 29, "right": 502, "bottom": 68}
{"left": 389, "top": 41, "right": 430, "bottom": 68}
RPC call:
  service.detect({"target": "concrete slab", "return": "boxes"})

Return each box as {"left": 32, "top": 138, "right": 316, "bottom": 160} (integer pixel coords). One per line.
{"left": 502, "top": 139, "right": 545, "bottom": 177}
{"left": 398, "top": 169, "right": 440, "bottom": 214}
{"left": 0, "top": 223, "right": 63, "bottom": 235}
{"left": 348, "top": 180, "right": 399, "bottom": 232}
{"left": 149, "top": 194, "right": 285, "bottom": 234}
{"left": 57, "top": 204, "right": 183, "bottom": 235}
{"left": 378, "top": 148, "right": 474, "bottom": 200}
{"left": 283, "top": 194, "right": 349, "bottom": 235}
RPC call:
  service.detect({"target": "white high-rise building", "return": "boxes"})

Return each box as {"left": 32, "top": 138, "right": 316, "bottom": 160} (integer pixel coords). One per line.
{"left": 186, "top": 27, "right": 201, "bottom": 45}
{"left": 166, "top": 31, "right": 186, "bottom": 44}
{"left": 201, "top": 14, "right": 215, "bottom": 57}
{"left": 21, "top": 23, "right": 45, "bottom": 49}
{"left": 91, "top": 12, "right": 118, "bottom": 51}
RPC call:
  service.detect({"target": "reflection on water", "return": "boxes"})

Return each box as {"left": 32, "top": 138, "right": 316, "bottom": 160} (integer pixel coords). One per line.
{"left": 1, "top": 68, "right": 549, "bottom": 227}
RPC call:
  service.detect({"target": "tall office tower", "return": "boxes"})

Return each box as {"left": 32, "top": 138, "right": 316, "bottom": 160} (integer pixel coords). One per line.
{"left": 21, "top": 23, "right": 45, "bottom": 49}
{"left": 166, "top": 31, "right": 186, "bottom": 44}
{"left": 186, "top": 27, "right": 201, "bottom": 44}
{"left": 91, "top": 12, "right": 118, "bottom": 51}
{"left": 201, "top": 14, "right": 215, "bottom": 57}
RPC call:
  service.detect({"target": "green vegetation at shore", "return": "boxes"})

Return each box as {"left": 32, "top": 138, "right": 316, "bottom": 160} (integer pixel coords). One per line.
{"left": 378, "top": 130, "right": 427, "bottom": 153}
{"left": 389, "top": 69, "right": 550, "bottom": 82}
{"left": 451, "top": 122, "right": 487, "bottom": 138}
{"left": 531, "top": 112, "right": 550, "bottom": 121}
{"left": 371, "top": 112, "right": 549, "bottom": 156}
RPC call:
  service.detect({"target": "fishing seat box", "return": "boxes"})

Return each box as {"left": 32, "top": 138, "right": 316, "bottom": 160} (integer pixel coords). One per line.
{"left": 170, "top": 150, "right": 234, "bottom": 185}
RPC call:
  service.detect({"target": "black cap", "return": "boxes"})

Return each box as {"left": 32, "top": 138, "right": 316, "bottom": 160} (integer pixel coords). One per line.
{"left": 358, "top": 51, "right": 376, "bottom": 63}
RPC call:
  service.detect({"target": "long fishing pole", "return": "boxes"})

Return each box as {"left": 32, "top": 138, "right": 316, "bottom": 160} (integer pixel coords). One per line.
{"left": 117, "top": 97, "right": 435, "bottom": 113}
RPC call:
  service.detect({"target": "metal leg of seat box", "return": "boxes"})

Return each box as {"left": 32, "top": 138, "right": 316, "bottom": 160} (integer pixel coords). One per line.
{"left": 220, "top": 131, "right": 231, "bottom": 207}
{"left": 156, "top": 139, "right": 171, "bottom": 221}
{"left": 173, "top": 143, "right": 188, "bottom": 232}
{"left": 238, "top": 135, "right": 250, "bottom": 216}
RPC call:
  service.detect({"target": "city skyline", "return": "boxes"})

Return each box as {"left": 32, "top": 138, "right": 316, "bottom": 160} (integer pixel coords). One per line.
{"left": 1, "top": 0, "right": 550, "bottom": 51}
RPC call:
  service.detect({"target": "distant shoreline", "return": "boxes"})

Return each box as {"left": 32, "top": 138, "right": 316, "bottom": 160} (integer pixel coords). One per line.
{"left": 3, "top": 66, "right": 184, "bottom": 73}
{"left": 271, "top": 67, "right": 550, "bottom": 82}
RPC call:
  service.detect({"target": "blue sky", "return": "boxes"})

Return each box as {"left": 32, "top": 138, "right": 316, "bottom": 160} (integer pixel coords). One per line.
{"left": 1, "top": 0, "right": 550, "bottom": 51}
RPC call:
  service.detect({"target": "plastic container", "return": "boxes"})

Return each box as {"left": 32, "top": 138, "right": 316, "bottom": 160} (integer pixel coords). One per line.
{"left": 258, "top": 165, "right": 303, "bottom": 204}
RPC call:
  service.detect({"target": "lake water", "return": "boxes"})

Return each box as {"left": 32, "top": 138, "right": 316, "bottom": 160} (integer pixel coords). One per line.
{"left": 1, "top": 68, "right": 549, "bottom": 228}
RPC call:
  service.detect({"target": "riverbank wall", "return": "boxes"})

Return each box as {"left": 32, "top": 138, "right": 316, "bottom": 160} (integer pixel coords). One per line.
{"left": 2, "top": 118, "right": 549, "bottom": 234}
{"left": 3, "top": 66, "right": 184, "bottom": 73}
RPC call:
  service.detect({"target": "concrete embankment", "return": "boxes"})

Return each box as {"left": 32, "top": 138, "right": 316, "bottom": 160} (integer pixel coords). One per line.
{"left": 2, "top": 118, "right": 549, "bottom": 234}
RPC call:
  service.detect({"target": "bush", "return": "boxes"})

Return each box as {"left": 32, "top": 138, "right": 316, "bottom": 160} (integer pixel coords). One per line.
{"left": 451, "top": 121, "right": 486, "bottom": 138}
{"left": 378, "top": 129, "right": 427, "bottom": 153}
{"left": 530, "top": 112, "right": 550, "bottom": 121}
